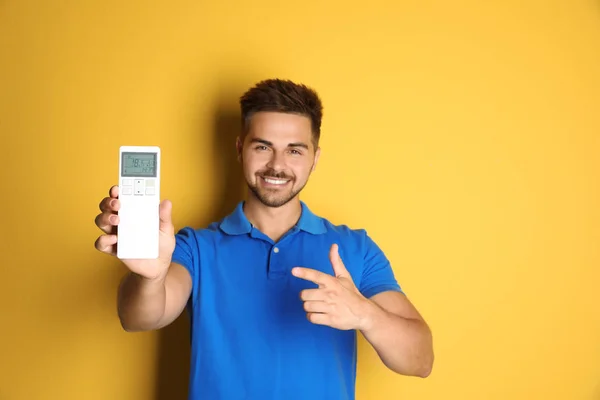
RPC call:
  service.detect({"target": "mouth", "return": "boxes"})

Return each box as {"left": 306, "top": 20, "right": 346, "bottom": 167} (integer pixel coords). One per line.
{"left": 260, "top": 176, "right": 291, "bottom": 186}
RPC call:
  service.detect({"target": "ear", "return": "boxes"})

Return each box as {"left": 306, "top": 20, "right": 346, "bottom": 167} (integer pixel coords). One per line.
{"left": 236, "top": 136, "right": 243, "bottom": 162}
{"left": 311, "top": 147, "right": 321, "bottom": 172}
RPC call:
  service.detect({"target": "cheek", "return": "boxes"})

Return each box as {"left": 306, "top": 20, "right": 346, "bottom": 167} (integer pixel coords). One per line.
{"left": 242, "top": 153, "right": 264, "bottom": 174}
{"left": 290, "top": 159, "right": 314, "bottom": 179}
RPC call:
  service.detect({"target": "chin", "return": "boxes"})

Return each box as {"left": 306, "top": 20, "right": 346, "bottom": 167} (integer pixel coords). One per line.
{"left": 259, "top": 193, "right": 296, "bottom": 208}
{"left": 250, "top": 186, "right": 298, "bottom": 208}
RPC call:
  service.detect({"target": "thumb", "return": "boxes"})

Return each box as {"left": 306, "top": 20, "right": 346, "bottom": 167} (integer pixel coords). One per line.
{"left": 329, "top": 244, "right": 349, "bottom": 279}
{"left": 159, "top": 200, "right": 174, "bottom": 235}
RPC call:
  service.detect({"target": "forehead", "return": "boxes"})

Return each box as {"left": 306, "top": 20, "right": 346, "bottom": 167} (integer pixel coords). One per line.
{"left": 245, "top": 112, "right": 313, "bottom": 146}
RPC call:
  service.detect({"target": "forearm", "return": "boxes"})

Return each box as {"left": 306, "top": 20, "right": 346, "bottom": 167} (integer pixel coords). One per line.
{"left": 360, "top": 300, "right": 434, "bottom": 377}
{"left": 117, "top": 272, "right": 167, "bottom": 332}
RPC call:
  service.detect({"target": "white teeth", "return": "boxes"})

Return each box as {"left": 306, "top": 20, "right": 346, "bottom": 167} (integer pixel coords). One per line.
{"left": 264, "top": 177, "right": 288, "bottom": 185}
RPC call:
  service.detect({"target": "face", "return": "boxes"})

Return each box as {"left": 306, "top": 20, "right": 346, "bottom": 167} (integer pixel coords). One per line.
{"left": 236, "top": 111, "right": 320, "bottom": 208}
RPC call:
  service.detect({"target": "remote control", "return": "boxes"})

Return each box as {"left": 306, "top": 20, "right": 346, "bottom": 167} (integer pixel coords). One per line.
{"left": 117, "top": 146, "right": 161, "bottom": 259}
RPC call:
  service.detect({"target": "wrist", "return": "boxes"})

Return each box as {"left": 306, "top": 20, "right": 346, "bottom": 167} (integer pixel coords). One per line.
{"left": 358, "top": 298, "right": 386, "bottom": 333}
{"left": 140, "top": 258, "right": 172, "bottom": 283}
{"left": 134, "top": 270, "right": 167, "bottom": 287}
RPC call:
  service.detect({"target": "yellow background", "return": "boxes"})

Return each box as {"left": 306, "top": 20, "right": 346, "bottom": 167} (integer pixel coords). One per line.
{"left": 1, "top": 1, "right": 599, "bottom": 399}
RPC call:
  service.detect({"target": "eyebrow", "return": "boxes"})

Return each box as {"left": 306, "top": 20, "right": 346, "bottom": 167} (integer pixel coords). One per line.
{"left": 250, "top": 138, "right": 309, "bottom": 150}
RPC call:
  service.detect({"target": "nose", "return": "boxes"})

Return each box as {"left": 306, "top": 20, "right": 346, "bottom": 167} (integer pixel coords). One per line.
{"left": 266, "top": 150, "right": 285, "bottom": 171}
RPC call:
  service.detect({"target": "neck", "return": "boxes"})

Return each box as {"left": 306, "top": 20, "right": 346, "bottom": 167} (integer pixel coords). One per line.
{"left": 243, "top": 192, "right": 302, "bottom": 242}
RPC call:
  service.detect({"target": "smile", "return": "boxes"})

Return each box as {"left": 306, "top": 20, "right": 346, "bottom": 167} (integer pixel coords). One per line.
{"left": 262, "top": 177, "right": 290, "bottom": 185}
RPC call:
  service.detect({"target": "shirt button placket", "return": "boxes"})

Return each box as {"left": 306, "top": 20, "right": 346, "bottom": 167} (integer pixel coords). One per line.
{"left": 268, "top": 246, "right": 285, "bottom": 279}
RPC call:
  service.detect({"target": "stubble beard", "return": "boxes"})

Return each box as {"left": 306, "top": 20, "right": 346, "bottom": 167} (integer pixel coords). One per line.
{"left": 248, "top": 177, "right": 307, "bottom": 208}
{"left": 248, "top": 168, "right": 309, "bottom": 208}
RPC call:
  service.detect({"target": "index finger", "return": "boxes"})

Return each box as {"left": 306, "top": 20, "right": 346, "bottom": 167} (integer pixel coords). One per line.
{"left": 109, "top": 185, "right": 119, "bottom": 198}
{"left": 291, "top": 267, "right": 334, "bottom": 287}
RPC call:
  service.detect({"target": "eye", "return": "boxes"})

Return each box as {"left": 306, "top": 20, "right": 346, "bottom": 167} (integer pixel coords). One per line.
{"left": 255, "top": 145, "right": 269, "bottom": 151}
{"left": 290, "top": 149, "right": 302, "bottom": 155}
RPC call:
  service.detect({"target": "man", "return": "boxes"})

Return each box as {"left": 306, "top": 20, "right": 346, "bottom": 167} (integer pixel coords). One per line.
{"left": 94, "top": 79, "right": 434, "bottom": 399}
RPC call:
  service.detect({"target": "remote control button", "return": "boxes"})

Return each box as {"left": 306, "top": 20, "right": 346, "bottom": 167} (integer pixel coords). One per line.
{"left": 145, "top": 187, "right": 155, "bottom": 195}
{"left": 122, "top": 179, "right": 133, "bottom": 186}
{"left": 134, "top": 179, "right": 144, "bottom": 194}
{"left": 122, "top": 186, "right": 133, "bottom": 195}
{"left": 145, "top": 179, "right": 155, "bottom": 187}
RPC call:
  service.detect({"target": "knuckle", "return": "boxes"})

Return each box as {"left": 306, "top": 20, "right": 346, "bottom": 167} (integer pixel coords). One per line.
{"left": 96, "top": 214, "right": 110, "bottom": 232}
{"left": 94, "top": 236, "right": 103, "bottom": 251}
{"left": 100, "top": 196, "right": 118, "bottom": 212}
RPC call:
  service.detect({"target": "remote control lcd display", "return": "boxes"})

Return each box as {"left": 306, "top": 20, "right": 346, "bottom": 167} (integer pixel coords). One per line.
{"left": 122, "top": 152, "right": 157, "bottom": 177}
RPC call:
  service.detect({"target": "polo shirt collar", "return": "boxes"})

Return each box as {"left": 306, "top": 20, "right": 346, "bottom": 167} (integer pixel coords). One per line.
{"left": 219, "top": 201, "right": 327, "bottom": 235}
{"left": 296, "top": 201, "right": 327, "bottom": 234}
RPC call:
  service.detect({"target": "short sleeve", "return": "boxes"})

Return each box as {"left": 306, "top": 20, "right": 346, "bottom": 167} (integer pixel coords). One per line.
{"left": 171, "top": 227, "right": 201, "bottom": 311}
{"left": 171, "top": 227, "right": 197, "bottom": 276}
{"left": 359, "top": 231, "right": 403, "bottom": 298}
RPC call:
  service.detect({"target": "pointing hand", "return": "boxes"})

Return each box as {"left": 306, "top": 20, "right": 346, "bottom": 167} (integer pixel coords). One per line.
{"left": 292, "top": 244, "right": 372, "bottom": 331}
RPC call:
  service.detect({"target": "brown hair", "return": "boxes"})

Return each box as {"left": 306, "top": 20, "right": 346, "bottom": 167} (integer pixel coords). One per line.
{"left": 239, "top": 79, "right": 323, "bottom": 148}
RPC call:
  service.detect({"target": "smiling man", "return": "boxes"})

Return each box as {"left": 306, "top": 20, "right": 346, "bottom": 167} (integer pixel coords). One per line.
{"left": 94, "top": 79, "right": 434, "bottom": 400}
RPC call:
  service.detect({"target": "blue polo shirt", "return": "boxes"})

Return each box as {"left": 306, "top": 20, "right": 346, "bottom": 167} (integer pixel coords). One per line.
{"left": 171, "top": 201, "right": 403, "bottom": 400}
